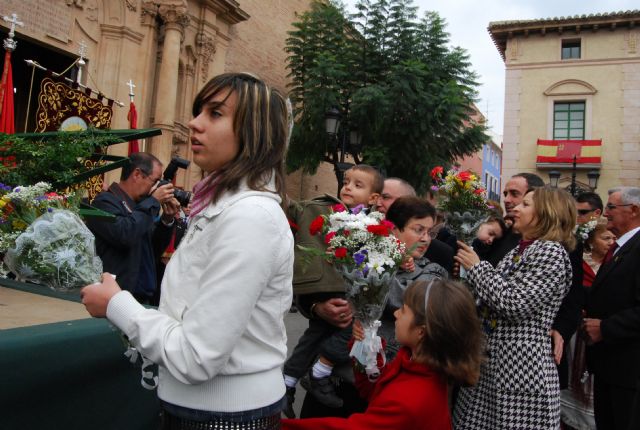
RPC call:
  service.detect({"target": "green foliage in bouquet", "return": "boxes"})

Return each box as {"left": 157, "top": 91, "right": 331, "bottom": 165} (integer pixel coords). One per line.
{"left": 0, "top": 130, "right": 121, "bottom": 188}
{"left": 4, "top": 209, "right": 102, "bottom": 290}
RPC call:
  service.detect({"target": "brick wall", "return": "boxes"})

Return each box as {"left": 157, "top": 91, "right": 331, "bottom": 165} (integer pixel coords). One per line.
{"left": 225, "top": 0, "right": 342, "bottom": 200}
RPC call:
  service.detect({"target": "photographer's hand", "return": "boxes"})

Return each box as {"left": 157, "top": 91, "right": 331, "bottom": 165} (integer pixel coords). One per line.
{"left": 161, "top": 198, "right": 180, "bottom": 223}
{"left": 151, "top": 182, "right": 174, "bottom": 204}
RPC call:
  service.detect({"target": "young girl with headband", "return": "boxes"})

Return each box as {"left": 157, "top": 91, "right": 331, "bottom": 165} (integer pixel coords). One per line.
{"left": 282, "top": 279, "right": 484, "bottom": 429}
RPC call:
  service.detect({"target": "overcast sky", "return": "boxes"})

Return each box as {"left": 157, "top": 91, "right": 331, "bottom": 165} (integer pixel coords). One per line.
{"left": 343, "top": 0, "right": 639, "bottom": 136}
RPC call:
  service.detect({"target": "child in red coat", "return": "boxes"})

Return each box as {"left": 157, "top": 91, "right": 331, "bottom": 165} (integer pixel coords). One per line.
{"left": 282, "top": 279, "right": 485, "bottom": 429}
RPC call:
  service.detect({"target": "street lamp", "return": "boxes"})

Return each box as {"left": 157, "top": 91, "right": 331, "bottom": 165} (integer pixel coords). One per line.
{"left": 324, "top": 107, "right": 364, "bottom": 193}
{"left": 587, "top": 170, "right": 600, "bottom": 190}
{"left": 548, "top": 156, "right": 601, "bottom": 196}
{"left": 548, "top": 170, "right": 561, "bottom": 188}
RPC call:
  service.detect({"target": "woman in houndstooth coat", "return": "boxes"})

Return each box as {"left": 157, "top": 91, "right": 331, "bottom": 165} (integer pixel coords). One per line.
{"left": 453, "top": 187, "right": 576, "bottom": 429}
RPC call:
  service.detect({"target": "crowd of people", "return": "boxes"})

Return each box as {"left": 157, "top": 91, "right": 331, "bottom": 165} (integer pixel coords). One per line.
{"left": 79, "top": 72, "right": 640, "bottom": 430}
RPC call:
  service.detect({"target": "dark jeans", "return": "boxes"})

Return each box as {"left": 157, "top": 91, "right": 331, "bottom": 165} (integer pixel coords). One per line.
{"left": 159, "top": 397, "right": 284, "bottom": 429}
{"left": 593, "top": 375, "right": 640, "bottom": 430}
{"left": 283, "top": 318, "right": 352, "bottom": 379}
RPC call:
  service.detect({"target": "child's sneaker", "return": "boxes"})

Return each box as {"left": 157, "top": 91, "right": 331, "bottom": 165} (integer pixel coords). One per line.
{"left": 282, "top": 386, "right": 296, "bottom": 418}
{"left": 301, "top": 373, "right": 343, "bottom": 408}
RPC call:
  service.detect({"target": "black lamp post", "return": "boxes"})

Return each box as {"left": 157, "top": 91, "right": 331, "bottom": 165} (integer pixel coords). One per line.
{"left": 548, "top": 155, "right": 600, "bottom": 196}
{"left": 324, "top": 107, "right": 363, "bottom": 194}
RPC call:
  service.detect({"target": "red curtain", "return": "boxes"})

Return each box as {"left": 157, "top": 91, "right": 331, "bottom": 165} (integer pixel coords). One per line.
{"left": 0, "top": 50, "right": 15, "bottom": 134}
{"left": 127, "top": 101, "right": 139, "bottom": 154}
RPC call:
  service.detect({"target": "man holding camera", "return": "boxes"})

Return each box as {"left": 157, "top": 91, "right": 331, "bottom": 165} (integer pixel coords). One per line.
{"left": 87, "top": 152, "right": 179, "bottom": 304}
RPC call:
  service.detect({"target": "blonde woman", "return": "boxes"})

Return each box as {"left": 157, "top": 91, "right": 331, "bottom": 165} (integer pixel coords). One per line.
{"left": 454, "top": 187, "right": 576, "bottom": 429}
{"left": 81, "top": 73, "right": 293, "bottom": 430}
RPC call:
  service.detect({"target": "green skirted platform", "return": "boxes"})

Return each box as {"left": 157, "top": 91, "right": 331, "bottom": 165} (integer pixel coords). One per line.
{"left": 0, "top": 278, "right": 160, "bottom": 430}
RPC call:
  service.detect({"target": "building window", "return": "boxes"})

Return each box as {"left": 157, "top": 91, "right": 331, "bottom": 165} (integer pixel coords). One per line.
{"left": 561, "top": 39, "right": 581, "bottom": 60}
{"left": 553, "top": 102, "right": 585, "bottom": 140}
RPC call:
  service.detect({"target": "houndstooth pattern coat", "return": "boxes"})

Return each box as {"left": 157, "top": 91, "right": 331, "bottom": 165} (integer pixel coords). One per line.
{"left": 453, "top": 240, "right": 572, "bottom": 430}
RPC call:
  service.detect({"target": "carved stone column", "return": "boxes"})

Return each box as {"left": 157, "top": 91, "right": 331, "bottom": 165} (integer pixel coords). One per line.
{"left": 148, "top": 0, "right": 190, "bottom": 167}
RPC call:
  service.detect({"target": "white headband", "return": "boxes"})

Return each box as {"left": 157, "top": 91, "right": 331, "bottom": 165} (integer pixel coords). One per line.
{"left": 424, "top": 279, "right": 435, "bottom": 316}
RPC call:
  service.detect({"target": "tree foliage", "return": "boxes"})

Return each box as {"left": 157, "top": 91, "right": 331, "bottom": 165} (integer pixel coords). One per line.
{"left": 286, "top": 0, "right": 488, "bottom": 193}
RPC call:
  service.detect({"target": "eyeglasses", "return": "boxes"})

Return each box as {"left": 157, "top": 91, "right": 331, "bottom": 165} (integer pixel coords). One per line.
{"left": 606, "top": 204, "right": 633, "bottom": 210}
{"left": 577, "top": 209, "right": 594, "bottom": 215}
{"left": 408, "top": 226, "right": 437, "bottom": 239}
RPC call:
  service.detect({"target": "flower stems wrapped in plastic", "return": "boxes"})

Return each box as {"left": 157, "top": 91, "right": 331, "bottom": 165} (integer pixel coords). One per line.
{"left": 4, "top": 209, "right": 102, "bottom": 290}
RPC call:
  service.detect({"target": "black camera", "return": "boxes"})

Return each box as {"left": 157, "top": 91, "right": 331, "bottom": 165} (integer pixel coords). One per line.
{"left": 158, "top": 157, "right": 192, "bottom": 207}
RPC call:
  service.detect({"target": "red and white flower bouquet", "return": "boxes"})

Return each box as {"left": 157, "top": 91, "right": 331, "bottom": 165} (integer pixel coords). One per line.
{"left": 304, "top": 204, "right": 405, "bottom": 379}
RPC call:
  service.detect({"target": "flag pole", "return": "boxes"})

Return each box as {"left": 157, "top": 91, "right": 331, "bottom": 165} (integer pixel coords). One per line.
{"left": 0, "top": 13, "right": 23, "bottom": 123}
{"left": 126, "top": 79, "right": 139, "bottom": 154}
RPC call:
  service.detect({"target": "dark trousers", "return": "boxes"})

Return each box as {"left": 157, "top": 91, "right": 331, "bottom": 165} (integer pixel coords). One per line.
{"left": 283, "top": 318, "right": 352, "bottom": 379}
{"left": 593, "top": 375, "right": 640, "bottom": 430}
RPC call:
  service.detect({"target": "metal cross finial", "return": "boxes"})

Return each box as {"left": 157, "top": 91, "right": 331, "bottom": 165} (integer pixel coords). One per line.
{"left": 3, "top": 13, "right": 24, "bottom": 39}
{"left": 126, "top": 79, "right": 136, "bottom": 102}
{"left": 78, "top": 40, "right": 87, "bottom": 65}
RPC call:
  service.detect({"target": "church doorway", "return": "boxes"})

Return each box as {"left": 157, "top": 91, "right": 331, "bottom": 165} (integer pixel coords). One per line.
{"left": 1, "top": 29, "right": 77, "bottom": 132}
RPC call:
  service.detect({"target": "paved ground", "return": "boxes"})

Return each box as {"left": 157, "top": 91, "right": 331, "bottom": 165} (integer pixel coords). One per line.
{"left": 284, "top": 307, "right": 308, "bottom": 418}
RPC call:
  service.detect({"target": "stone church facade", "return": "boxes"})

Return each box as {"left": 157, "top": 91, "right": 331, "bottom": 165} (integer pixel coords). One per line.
{"left": 1, "top": 0, "right": 324, "bottom": 197}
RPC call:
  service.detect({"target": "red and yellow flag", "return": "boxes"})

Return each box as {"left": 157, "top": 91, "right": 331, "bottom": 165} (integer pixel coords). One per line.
{"left": 536, "top": 139, "right": 601, "bottom": 164}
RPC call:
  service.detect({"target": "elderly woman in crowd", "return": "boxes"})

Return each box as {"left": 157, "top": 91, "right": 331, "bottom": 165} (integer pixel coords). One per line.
{"left": 454, "top": 187, "right": 576, "bottom": 429}
{"left": 379, "top": 196, "right": 448, "bottom": 361}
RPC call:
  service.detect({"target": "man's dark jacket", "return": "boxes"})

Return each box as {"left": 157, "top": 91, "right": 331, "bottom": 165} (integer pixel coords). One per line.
{"left": 86, "top": 183, "right": 174, "bottom": 295}
{"left": 586, "top": 229, "right": 640, "bottom": 388}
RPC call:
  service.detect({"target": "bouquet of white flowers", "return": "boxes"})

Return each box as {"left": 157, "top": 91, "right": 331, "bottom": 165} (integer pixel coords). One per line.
{"left": 4, "top": 209, "right": 102, "bottom": 291}
{"left": 306, "top": 204, "right": 405, "bottom": 379}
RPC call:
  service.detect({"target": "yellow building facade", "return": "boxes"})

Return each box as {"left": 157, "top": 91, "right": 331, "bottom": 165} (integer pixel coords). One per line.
{"left": 489, "top": 10, "right": 640, "bottom": 197}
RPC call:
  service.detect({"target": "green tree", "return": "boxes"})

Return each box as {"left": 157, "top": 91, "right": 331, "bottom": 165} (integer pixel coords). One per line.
{"left": 286, "top": 0, "right": 487, "bottom": 193}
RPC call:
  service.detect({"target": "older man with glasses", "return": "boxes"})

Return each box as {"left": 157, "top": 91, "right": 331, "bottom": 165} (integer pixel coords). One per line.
{"left": 584, "top": 186, "right": 640, "bottom": 430}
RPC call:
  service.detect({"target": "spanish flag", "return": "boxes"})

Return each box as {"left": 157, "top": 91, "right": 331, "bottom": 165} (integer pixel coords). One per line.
{"left": 536, "top": 139, "right": 602, "bottom": 164}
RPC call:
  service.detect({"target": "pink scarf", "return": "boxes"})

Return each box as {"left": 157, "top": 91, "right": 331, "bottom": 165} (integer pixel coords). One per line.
{"left": 189, "top": 173, "right": 219, "bottom": 218}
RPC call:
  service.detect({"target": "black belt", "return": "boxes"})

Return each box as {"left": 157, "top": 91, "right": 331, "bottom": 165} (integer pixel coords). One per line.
{"left": 161, "top": 411, "right": 281, "bottom": 430}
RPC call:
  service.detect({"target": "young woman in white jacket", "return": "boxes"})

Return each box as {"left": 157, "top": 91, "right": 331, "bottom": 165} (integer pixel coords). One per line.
{"left": 82, "top": 72, "right": 294, "bottom": 430}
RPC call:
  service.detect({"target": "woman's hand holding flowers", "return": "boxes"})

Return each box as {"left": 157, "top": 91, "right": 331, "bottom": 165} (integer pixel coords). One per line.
{"left": 81, "top": 272, "right": 122, "bottom": 318}
{"left": 455, "top": 241, "right": 480, "bottom": 270}
{"left": 400, "top": 255, "right": 415, "bottom": 272}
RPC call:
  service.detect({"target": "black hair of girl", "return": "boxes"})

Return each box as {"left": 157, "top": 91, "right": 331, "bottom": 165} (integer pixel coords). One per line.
{"left": 192, "top": 72, "right": 289, "bottom": 206}
{"left": 385, "top": 196, "right": 436, "bottom": 230}
{"left": 403, "top": 279, "right": 484, "bottom": 386}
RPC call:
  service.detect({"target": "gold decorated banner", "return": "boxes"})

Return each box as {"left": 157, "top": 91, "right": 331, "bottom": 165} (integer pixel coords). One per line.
{"left": 35, "top": 77, "right": 113, "bottom": 132}
{"left": 35, "top": 78, "right": 114, "bottom": 199}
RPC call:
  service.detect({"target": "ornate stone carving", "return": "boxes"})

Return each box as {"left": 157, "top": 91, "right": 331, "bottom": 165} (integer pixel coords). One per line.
{"left": 140, "top": 0, "right": 159, "bottom": 26}
{"left": 85, "top": 0, "right": 98, "bottom": 21}
{"left": 66, "top": 0, "right": 86, "bottom": 8}
{"left": 185, "top": 63, "right": 195, "bottom": 77}
{"left": 158, "top": 2, "right": 190, "bottom": 31}
{"left": 196, "top": 32, "right": 216, "bottom": 83}
{"left": 126, "top": 0, "right": 137, "bottom": 12}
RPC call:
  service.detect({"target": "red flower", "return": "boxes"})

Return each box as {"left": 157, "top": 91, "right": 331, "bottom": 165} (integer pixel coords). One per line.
{"left": 331, "top": 204, "right": 346, "bottom": 213}
{"left": 343, "top": 230, "right": 351, "bottom": 237}
{"left": 287, "top": 219, "right": 299, "bottom": 231}
{"left": 334, "top": 247, "right": 348, "bottom": 258}
{"left": 430, "top": 166, "right": 444, "bottom": 181}
{"left": 382, "top": 220, "right": 395, "bottom": 230}
{"left": 309, "top": 216, "right": 325, "bottom": 236}
{"left": 473, "top": 188, "right": 484, "bottom": 195}
{"left": 457, "top": 171, "right": 472, "bottom": 182}
{"left": 367, "top": 224, "right": 390, "bottom": 236}
{"left": 324, "top": 231, "right": 336, "bottom": 244}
